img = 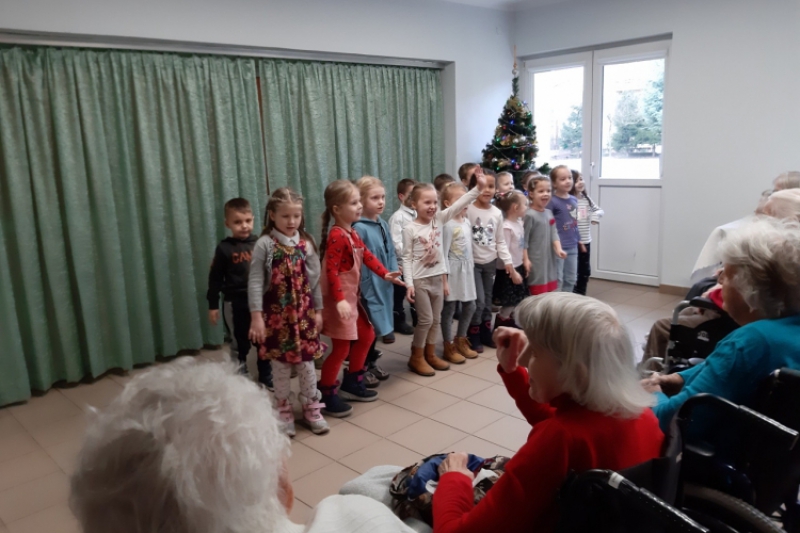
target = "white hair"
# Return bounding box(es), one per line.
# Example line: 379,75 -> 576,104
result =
765,189 -> 800,222
516,292 -> 654,419
70,357 -> 290,533
719,216 -> 800,319
773,170 -> 800,191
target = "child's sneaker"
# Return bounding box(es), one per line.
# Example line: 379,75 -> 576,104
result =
300,392 -> 330,435
364,371 -> 380,389
276,399 -> 295,437
368,361 -> 390,380
320,383 -> 353,418
339,369 -> 378,402
468,325 -> 484,354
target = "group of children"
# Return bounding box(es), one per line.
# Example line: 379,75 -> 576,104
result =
206,163 -> 602,437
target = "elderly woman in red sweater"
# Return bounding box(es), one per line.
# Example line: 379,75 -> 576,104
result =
433,292 -> 664,533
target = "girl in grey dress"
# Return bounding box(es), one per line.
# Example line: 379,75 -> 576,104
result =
523,177 -> 567,295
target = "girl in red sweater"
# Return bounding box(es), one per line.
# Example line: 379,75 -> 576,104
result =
318,180 -> 402,418
433,292 -> 664,533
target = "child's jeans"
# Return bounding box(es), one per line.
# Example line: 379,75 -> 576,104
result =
574,243 -> 591,295
412,277 -> 443,348
557,247 -> 579,293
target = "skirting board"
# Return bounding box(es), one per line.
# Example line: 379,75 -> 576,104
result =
658,284 -> 689,296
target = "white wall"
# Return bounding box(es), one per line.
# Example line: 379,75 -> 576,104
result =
0,0 -> 515,175
513,0 -> 800,287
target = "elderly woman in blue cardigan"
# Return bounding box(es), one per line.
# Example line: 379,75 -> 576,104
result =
643,217 -> 800,430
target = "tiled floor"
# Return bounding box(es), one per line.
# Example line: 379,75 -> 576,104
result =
0,280 -> 683,530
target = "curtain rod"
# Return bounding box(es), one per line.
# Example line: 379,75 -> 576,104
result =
519,33 -> 673,61
0,28 -> 449,69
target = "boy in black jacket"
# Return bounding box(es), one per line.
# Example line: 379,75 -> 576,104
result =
207,198 -> 272,387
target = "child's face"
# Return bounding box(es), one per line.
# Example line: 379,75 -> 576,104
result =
531,181 -> 552,211
413,189 -> 439,223
225,210 -> 254,240
269,203 -> 303,237
477,175 -> 496,206
362,186 -> 386,219
518,343 -> 564,404
553,169 -> 573,195
497,174 -> 514,194
334,188 -> 363,225
573,174 -> 585,194
443,188 -> 467,217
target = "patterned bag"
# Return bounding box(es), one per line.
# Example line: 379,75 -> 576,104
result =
390,453 -> 511,525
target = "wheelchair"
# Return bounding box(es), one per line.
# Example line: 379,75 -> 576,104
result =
558,369 -> 800,532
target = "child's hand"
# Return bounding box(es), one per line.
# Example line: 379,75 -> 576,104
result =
591,221 -> 599,225
249,313 -> 267,344
511,270 -> 523,285
406,286 -> 415,303
336,300 -> 352,320
475,171 -> 487,192
579,243 -> 587,253
494,327 -> 527,374
443,280 -> 450,297
557,250 -> 567,259
314,310 -> 323,332
208,310 -> 219,326
523,258 -> 532,278
385,271 -> 404,286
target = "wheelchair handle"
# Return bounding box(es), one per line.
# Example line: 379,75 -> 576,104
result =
677,394 -> 799,450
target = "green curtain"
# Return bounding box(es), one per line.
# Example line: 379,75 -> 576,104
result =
0,47 -> 266,406
259,60 -> 444,238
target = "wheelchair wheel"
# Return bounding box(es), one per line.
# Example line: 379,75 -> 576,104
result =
682,484 -> 784,533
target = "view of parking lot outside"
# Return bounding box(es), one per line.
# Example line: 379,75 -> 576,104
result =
533,58 -> 664,180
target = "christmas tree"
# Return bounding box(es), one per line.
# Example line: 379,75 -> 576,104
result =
481,62 -> 548,184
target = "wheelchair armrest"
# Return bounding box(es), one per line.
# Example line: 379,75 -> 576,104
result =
688,297 -> 721,313
580,470 -> 709,532
677,394 -> 799,451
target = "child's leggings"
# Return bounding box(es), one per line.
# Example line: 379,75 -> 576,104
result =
273,360 -> 317,402
441,300 -> 477,343
470,261 -> 496,326
320,309 -> 374,388
412,277 -> 444,348
574,243 -> 591,295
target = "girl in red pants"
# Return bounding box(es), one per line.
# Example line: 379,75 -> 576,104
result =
319,180 -> 402,417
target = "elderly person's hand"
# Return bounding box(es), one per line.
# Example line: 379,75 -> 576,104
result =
493,327 -> 527,373
438,452 -> 473,480
641,373 -> 684,396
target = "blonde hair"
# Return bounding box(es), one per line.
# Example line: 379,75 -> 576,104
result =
495,190 -> 526,216
527,176 -> 551,195
440,181 -> 467,209
320,180 -> 358,257
496,171 -> 513,186
356,175 -> 384,198
263,187 -> 317,252
516,293 -> 654,418
549,165 -> 571,182
765,189 -> 800,222
408,182 -> 436,207
773,171 -> 800,191
720,216 -> 800,318
70,358 -> 290,533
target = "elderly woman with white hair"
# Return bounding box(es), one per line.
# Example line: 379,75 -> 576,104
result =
69,357 -> 415,533
645,217 -> 800,430
430,293 -> 663,533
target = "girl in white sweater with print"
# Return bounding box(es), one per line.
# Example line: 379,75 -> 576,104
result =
464,169 -> 518,352
402,175 -> 486,376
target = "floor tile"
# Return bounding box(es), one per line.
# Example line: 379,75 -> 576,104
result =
430,401 -> 506,434
289,499 -> 314,524
626,291 -> 685,309
0,433 -> 41,464
292,462 -> 359,507
0,523 -> 7,533
44,438 -> 83,476
596,289 -> 641,305
288,442 -> 333,481
344,398 -> 387,418
392,367 -> 452,386
57,378 -> 123,412
611,304 -> 652,323
301,422 -> 381,460
27,415 -> 87,449
442,435 -> 516,459
0,450 -> 60,492
8,391 -> 83,432
368,375 -> 421,403
467,385 -> 520,418
473,416 -> 532,452
428,373 -> 493,399
457,359 -> 502,383
339,439 -> 422,474
388,418 -> 467,456
0,471 -> 70,524
0,412 -> 25,439
348,404 -> 423,437
5,503 -> 79,533
389,387 -> 460,417
293,415 -> 344,441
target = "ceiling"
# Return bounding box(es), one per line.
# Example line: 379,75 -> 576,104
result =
428,0 -> 571,11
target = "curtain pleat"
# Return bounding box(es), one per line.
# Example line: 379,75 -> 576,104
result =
259,60 -> 444,238
0,47 -> 266,406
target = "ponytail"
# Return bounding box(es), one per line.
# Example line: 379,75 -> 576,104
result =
320,209 -> 332,257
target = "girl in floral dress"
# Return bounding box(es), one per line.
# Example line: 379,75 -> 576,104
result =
248,188 -> 328,437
